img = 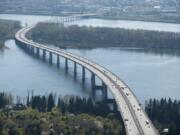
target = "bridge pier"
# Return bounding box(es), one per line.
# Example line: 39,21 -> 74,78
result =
23,44 -> 29,52
43,49 -> 46,61
74,62 -> 77,79
31,46 -> 35,55
24,44 -> 29,52
91,72 -> 95,91
49,52 -> 52,64
36,48 -> 40,57
102,82 -> 108,100
91,73 -> 108,101
27,45 -> 31,54
65,58 -> 68,73
82,66 -> 85,83
57,55 -> 60,68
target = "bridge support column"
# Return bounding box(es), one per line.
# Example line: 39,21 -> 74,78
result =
91,73 -> 96,97
36,48 -> 40,57
102,82 -> 108,101
24,44 -> 29,52
62,18 -> 65,23
31,46 -> 35,55
94,83 -> 108,101
82,66 -> 85,83
65,58 -> 68,73
49,52 -> 52,64
91,74 -> 108,100
43,49 -> 46,61
26,45 -> 31,53
28,45 -> 32,54
57,55 -> 60,68
74,62 -> 77,79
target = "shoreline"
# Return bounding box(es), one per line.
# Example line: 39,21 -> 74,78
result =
1,13 -> 180,25
31,40 -> 180,50
94,15 -> 180,24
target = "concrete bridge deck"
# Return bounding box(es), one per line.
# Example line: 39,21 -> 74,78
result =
15,26 -> 159,135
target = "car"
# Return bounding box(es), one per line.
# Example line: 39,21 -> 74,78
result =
162,128 -> 169,133
146,120 -> 149,124
126,92 -> 129,96
124,118 -> 129,122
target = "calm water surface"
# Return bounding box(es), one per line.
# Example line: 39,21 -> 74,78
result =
0,14 -> 180,32
67,48 -> 180,102
70,19 -> 180,32
0,14 -> 180,103
0,40 -> 90,97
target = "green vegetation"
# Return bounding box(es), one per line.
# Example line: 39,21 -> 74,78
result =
145,98 -> 180,135
28,23 -> 180,49
0,92 -> 124,135
1,91 -> 180,135
0,20 -> 21,49
29,94 -> 120,118
0,109 -> 122,135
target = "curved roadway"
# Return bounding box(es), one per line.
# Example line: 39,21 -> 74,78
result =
15,26 -> 159,135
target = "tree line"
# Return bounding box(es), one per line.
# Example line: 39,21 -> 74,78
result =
27,93 -> 119,118
145,98 -> 180,135
28,22 -> 180,49
0,92 -> 124,135
1,91 -> 180,135
0,92 -> 119,118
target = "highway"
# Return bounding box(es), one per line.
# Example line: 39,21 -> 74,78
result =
15,26 -> 159,135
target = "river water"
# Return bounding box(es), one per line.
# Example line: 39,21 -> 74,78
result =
0,14 -> 180,103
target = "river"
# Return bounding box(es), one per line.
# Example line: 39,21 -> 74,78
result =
0,14 -> 180,32
0,14 -> 180,103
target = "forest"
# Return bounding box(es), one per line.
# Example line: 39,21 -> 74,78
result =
0,20 -> 21,49
145,98 -> 180,135
28,23 -> 180,49
1,91 -> 180,135
0,92 -> 124,135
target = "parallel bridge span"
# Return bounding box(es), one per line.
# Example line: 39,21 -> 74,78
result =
15,26 -> 159,135
47,13 -> 98,23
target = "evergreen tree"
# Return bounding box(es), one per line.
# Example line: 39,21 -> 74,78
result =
47,94 -> 55,112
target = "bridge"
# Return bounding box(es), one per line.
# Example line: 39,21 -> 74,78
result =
47,13 -> 98,23
15,25 -> 159,135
